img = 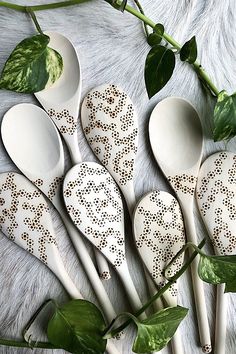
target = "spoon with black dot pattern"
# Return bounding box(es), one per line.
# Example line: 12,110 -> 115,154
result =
149,97 -> 211,353
196,151 -> 236,354
0,172 -> 120,354
1,103 -> 117,325
133,190 -> 186,354
35,32 -> 110,280
81,84 -> 162,311
63,162 -> 146,320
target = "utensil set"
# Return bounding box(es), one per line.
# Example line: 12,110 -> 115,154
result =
0,32 -> 234,354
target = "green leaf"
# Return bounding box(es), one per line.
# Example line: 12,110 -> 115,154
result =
154,23 -> 165,36
180,36 -> 197,64
115,307 -> 188,353
198,254 -> 236,292
145,45 -> 175,98
0,34 -> 63,93
213,90 -> 236,141
104,0 -> 127,11
147,33 -> 162,47
47,299 -> 107,354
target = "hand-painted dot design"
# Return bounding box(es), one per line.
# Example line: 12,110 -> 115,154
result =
134,190 -> 185,301
100,271 -> 111,280
81,84 -> 138,188
47,177 -> 64,201
64,162 -> 126,268
48,108 -> 77,136
168,174 -> 197,195
197,152 -> 236,256
0,172 -> 57,265
202,344 -> 212,353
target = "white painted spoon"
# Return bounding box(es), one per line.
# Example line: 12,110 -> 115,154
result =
63,162 -> 146,320
35,32 -> 109,280
81,84 -> 161,310
196,151 -> 236,354
0,171 -> 82,299
133,190 -> 185,354
149,97 -> 211,353
0,173 -> 119,354
1,103 -> 116,324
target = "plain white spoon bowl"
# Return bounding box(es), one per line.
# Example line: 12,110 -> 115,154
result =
149,97 -> 211,353
1,103 -> 117,324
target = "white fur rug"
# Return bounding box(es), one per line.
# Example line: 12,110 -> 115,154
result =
0,0 -> 236,353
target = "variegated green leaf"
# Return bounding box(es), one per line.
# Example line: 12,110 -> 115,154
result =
213,90 -> 236,141
0,34 -> 63,93
180,36 -> 197,64
132,306 -> 188,353
198,254 -> 236,292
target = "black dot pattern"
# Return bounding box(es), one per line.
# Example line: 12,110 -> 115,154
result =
202,344 -> 212,353
197,152 -> 236,256
0,172 -> 57,265
134,190 -> 185,300
48,108 -> 77,136
168,174 -> 197,195
64,162 -> 126,268
81,84 -> 138,188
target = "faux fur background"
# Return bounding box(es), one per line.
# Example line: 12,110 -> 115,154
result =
0,0 -> 236,353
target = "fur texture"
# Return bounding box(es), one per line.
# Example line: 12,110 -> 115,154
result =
0,0 -> 236,353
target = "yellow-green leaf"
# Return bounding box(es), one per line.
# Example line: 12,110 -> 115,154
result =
0,34 -> 63,93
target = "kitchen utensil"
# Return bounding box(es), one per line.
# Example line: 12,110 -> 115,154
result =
0,171 -> 82,299
149,97 -> 211,353
35,31 -> 110,279
63,162 -> 145,319
0,173 -> 119,354
196,151 -> 236,354
1,104 -> 116,323
133,190 -> 185,354
81,84 -> 161,310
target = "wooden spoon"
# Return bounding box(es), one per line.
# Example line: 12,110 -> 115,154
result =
0,171 -> 82,299
35,32 -> 109,280
63,162 -> 146,319
133,190 -> 186,354
81,84 -> 161,310
0,173 -> 119,354
149,97 -> 211,353
1,103 -> 116,323
196,151 -> 236,354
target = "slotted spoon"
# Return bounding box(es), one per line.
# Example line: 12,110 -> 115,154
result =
133,190 -> 186,354
197,151 -> 236,354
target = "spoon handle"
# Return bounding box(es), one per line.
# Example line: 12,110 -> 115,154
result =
116,262 -> 146,320
181,201 -> 212,353
215,284 -> 227,354
56,203 -> 117,322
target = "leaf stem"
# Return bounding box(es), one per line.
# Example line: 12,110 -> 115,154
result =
26,8 -> 43,35
104,239 -> 206,339
0,0 -> 91,12
133,0 -> 149,37
0,338 -> 57,349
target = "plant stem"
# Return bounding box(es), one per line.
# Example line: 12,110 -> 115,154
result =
104,239 -> 206,339
0,0 -> 91,12
26,8 -> 43,34
0,338 -> 57,349
133,0 -> 149,37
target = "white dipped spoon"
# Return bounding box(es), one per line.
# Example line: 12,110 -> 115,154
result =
0,171 -> 82,299
81,84 -> 161,311
197,151 -> 236,354
1,103 -> 116,324
63,162 -> 146,319
35,32 -> 109,280
0,172 -> 119,354
133,190 -> 186,354
149,97 -> 211,353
